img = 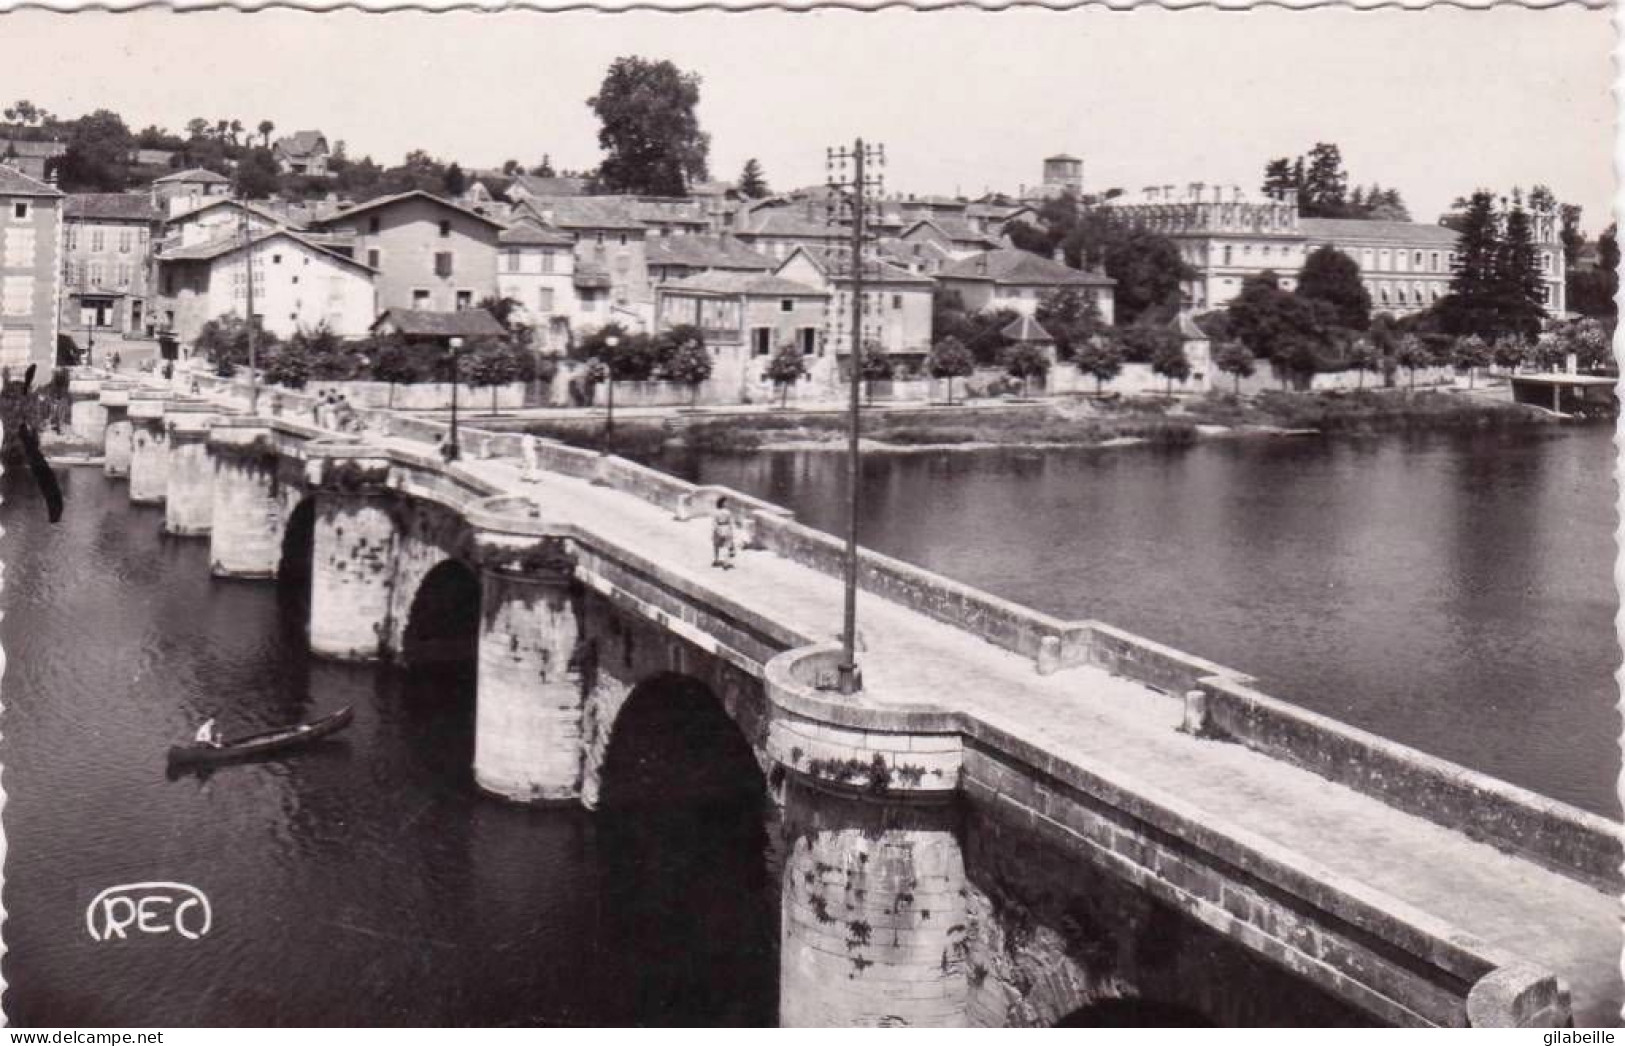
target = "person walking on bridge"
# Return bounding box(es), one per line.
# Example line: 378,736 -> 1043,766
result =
711,496 -> 737,569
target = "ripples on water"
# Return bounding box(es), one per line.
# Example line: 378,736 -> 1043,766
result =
1,468 -> 775,1026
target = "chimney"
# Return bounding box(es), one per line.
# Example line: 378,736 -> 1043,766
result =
1163,184 -> 1175,200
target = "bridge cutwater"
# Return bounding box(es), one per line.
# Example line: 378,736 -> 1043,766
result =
65,370 -> 1623,1028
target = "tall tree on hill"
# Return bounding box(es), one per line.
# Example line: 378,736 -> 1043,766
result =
58,109 -> 133,193
1494,205 -> 1548,341
234,148 -> 281,200
1300,143 -> 1348,218
1437,191 -> 1502,339
738,157 -> 769,199
1295,246 -> 1371,331
444,162 -> 467,197
1261,157 -> 1297,199
258,120 -> 275,148
588,56 -> 711,196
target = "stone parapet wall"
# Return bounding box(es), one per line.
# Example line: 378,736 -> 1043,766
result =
1195,675 -> 1625,891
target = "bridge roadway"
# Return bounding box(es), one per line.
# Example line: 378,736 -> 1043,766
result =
359,428 -> 1619,1027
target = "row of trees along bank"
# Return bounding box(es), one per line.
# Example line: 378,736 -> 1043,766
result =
195,300 -> 543,414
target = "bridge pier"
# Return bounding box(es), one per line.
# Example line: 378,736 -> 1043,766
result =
208,425 -> 283,578
779,777 -> 969,1028
164,414 -> 217,536
100,386 -> 132,478
127,415 -> 170,504
474,561 -> 585,803
309,490 -> 397,660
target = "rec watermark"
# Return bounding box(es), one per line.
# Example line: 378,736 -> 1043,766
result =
85,883 -> 212,943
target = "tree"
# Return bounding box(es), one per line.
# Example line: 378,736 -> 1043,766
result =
1034,287 -> 1104,359
234,148 -> 280,200
465,337 -> 532,415
257,120 -> 275,148
858,343 -> 894,404
1345,339 -> 1379,389
229,119 -> 244,146
1073,335 -> 1124,396
444,162 -> 467,197
738,158 -> 769,199
1493,205 -> 1547,341
925,336 -> 975,405
1261,157 -> 1298,199
370,335 -> 429,408
1394,334 -> 1430,390
1001,343 -> 1050,399
1213,341 -> 1255,394
656,326 -> 712,407
1151,342 -> 1191,396
185,117 -> 211,142
58,109 -> 134,192
195,314 -> 278,378
1450,334 -> 1491,388
1300,143 -> 1349,218
1559,204 -> 1585,268
1100,229 -> 1194,325
1491,334 -> 1527,374
765,345 -> 809,407
476,295 -> 532,348
588,56 -> 711,196
1437,191 -> 1503,340
4,100 -> 43,126
532,154 -> 556,177
1226,271 -> 1328,383
1568,223 -> 1618,318
1295,246 -> 1371,331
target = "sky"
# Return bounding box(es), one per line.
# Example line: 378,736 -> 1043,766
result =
0,6 -> 1615,233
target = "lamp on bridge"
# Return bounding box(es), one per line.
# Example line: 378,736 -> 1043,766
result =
445,336 -> 464,463
602,333 -> 620,442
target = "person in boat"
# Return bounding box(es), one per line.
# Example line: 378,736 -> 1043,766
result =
194,717 -> 223,748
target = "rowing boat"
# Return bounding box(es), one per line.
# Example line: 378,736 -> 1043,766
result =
167,706 -> 354,766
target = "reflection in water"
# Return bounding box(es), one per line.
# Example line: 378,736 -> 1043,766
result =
1,468 -> 776,1027
659,427 -> 1620,816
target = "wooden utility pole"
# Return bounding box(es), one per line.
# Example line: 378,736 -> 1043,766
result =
826,139 -> 885,695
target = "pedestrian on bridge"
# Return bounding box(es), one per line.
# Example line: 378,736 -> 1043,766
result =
711,496 -> 737,569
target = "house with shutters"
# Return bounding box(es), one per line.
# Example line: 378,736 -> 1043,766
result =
775,245 -> 936,368
0,165 -> 63,369
61,192 -> 163,348
937,247 -> 1117,324
272,131 -> 333,178
654,270 -> 832,403
151,168 -> 233,217
496,219 -> 578,352
511,195 -> 654,331
308,190 -> 502,316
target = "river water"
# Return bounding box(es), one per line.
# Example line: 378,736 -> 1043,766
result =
1,426 -> 1616,1025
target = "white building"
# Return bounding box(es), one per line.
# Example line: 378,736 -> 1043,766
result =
497,222 -> 579,352
156,228 -> 377,344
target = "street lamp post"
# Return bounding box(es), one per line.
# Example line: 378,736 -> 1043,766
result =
826,138 -> 885,696
446,336 -> 464,462
240,210 -> 259,414
603,333 -> 621,442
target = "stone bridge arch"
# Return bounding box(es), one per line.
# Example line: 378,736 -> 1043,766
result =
384,495 -> 482,658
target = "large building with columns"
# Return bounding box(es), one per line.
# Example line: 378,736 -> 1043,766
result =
1101,183 -> 1567,317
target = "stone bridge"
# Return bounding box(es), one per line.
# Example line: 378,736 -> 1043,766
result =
67,371 -> 1623,1028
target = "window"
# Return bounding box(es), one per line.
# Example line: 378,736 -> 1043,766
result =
502,248 -> 521,273
91,227 -> 105,252
12,202 -> 28,221
540,249 -> 555,274
367,248 -> 381,269
618,233 -> 628,246
368,216 -> 381,234
538,288 -> 555,312
582,290 -> 598,313
1222,245 -> 1232,266
799,327 -> 817,356
455,290 -> 473,311
119,228 -> 132,254
752,328 -> 771,356
272,253 -> 283,265
2,275 -> 32,315
780,298 -> 794,313
439,220 -> 452,238
118,264 -> 131,287
892,294 -> 903,310
434,252 -> 454,278
66,225 -> 78,251
412,289 -> 431,306
1414,252 -> 1423,267
595,232 -> 605,245
1430,252 -> 1440,272
88,262 -> 102,287
1362,249 -> 1373,268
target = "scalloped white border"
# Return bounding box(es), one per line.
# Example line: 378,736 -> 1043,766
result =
0,0 -> 1618,1029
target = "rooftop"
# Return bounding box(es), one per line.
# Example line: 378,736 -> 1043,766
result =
1002,314 -> 1055,343
312,189 -> 506,230
939,247 -> 1115,286
154,167 -> 231,185
372,308 -> 505,338
65,193 -> 163,222
499,222 -> 575,248
0,164 -> 62,198
661,270 -> 827,298
647,235 -> 776,272
1299,217 -> 1459,249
